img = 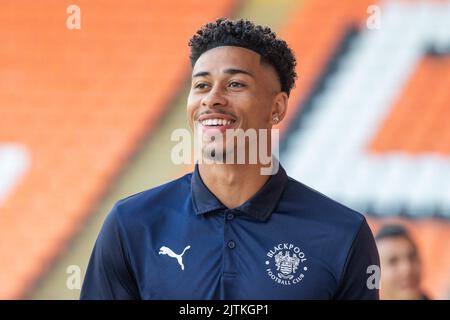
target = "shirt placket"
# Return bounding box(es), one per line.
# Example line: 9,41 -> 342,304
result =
220,208 -> 239,299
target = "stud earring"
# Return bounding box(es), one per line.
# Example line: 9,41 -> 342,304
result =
272,114 -> 279,124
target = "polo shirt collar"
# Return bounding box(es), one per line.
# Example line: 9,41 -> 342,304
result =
191,161 -> 288,221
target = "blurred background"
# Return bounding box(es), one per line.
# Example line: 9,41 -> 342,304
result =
0,0 -> 449,299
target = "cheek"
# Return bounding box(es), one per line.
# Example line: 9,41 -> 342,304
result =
390,264 -> 410,283
186,94 -> 199,125
412,260 -> 422,276
239,97 -> 271,126
249,106 -> 271,127
381,258 -> 400,281
381,266 -> 396,282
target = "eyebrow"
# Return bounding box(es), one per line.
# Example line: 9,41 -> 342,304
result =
192,68 -> 254,78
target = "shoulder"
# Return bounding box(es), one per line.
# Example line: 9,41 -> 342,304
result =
281,174 -> 378,260
283,176 -> 365,226
112,172 -> 192,224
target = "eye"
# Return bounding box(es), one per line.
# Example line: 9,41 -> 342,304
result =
229,81 -> 245,88
194,83 -> 209,89
388,256 -> 399,266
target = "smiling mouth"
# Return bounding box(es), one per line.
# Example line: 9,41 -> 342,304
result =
200,118 -> 236,127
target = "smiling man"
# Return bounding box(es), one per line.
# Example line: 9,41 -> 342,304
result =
81,18 -> 380,300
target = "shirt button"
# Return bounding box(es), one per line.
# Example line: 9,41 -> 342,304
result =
227,240 -> 236,249
226,213 -> 235,220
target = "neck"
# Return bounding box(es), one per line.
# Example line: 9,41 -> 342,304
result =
198,162 -> 271,209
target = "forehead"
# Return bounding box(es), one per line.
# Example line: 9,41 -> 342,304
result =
377,237 -> 416,256
192,46 -> 262,74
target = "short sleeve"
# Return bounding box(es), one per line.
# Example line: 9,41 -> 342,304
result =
334,218 -> 380,300
80,205 -> 140,300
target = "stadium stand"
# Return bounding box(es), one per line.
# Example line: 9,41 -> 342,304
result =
279,0 -> 450,299
0,0 -> 236,299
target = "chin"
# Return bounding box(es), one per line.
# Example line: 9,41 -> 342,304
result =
398,288 -> 423,300
200,144 -> 228,162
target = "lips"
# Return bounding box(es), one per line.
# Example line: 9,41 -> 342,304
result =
196,113 -> 237,133
200,118 -> 234,126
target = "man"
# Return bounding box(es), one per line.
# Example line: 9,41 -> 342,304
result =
81,18 -> 380,299
375,224 -> 429,300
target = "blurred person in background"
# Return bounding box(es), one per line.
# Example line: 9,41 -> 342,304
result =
375,224 -> 430,300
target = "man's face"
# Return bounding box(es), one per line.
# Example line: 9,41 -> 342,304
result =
377,236 -> 423,299
187,46 -> 284,162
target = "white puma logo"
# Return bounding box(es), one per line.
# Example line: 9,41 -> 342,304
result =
158,245 -> 191,270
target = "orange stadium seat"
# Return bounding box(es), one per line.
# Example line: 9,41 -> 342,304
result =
369,56 -> 450,155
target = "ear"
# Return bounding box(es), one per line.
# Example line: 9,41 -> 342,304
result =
271,92 -> 289,125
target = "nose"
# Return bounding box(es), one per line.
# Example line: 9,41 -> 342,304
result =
398,260 -> 415,280
201,86 -> 227,109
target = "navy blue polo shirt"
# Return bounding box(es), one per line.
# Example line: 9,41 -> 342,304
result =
80,164 -> 380,300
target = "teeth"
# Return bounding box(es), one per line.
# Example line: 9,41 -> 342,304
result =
200,118 -> 234,126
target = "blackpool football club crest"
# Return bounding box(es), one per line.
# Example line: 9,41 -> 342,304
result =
265,243 -> 308,286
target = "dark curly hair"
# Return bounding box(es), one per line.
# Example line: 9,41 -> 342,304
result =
188,18 -> 297,96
